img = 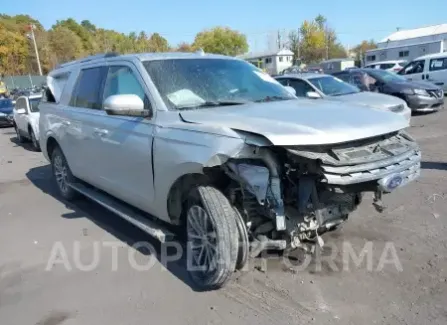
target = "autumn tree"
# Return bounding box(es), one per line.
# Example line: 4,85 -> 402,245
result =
352,40 -> 377,62
48,26 -> 84,65
175,42 -> 194,52
193,27 -> 248,56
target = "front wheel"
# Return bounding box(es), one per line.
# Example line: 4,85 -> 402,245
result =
186,186 -> 239,290
29,128 -> 41,152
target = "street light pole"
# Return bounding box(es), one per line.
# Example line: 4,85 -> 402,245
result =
29,24 -> 43,76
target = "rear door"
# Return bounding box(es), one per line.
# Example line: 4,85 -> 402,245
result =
399,59 -> 425,81
427,56 -> 447,91
64,66 -> 108,186
92,62 -> 155,211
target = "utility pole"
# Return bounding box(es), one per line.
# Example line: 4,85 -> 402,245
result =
277,30 -> 282,50
28,24 -> 43,76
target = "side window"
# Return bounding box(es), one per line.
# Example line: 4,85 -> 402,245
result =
334,73 -> 350,83
352,73 -> 368,91
380,63 -> 394,70
429,58 -> 447,71
70,67 -> 107,109
276,78 -> 289,86
15,98 -> 26,110
103,66 -> 146,102
400,60 -> 425,75
288,79 -> 314,97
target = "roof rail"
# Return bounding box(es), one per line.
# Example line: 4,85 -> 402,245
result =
55,52 -> 119,69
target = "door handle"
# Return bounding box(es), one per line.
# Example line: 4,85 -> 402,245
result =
94,128 -> 109,136
426,74 -> 430,80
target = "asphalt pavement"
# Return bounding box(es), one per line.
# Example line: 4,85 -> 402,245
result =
0,108 -> 446,325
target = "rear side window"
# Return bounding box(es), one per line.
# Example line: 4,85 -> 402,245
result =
380,63 -> 394,70
429,58 -> 447,71
276,78 -> 289,86
70,67 -> 107,109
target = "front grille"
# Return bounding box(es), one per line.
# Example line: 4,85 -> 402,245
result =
427,89 -> 443,98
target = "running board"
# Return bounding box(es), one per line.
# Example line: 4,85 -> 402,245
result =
69,183 -> 175,243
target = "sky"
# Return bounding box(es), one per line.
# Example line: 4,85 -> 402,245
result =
2,0 -> 447,52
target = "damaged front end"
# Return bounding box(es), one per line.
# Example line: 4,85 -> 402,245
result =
221,131 -> 421,251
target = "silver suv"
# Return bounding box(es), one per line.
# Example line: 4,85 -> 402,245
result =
39,52 -> 421,290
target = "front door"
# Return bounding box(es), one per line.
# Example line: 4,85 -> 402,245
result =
399,59 -> 425,81
92,63 -> 155,212
14,97 -> 28,133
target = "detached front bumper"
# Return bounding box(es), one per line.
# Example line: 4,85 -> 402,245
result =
405,93 -> 444,112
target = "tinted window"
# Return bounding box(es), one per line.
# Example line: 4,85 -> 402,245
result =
71,67 -> 107,109
367,69 -> 407,83
103,66 -> 146,102
308,76 -> 359,96
288,79 -> 314,97
143,59 -> 294,110
276,78 -> 289,86
333,73 -> 350,83
429,58 -> 447,71
380,63 -> 395,70
399,60 -> 425,75
29,97 -> 41,112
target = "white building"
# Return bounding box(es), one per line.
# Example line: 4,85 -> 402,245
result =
365,24 -> 447,65
238,49 -> 294,75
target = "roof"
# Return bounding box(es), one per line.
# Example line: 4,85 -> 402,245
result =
365,60 -> 407,65
321,58 -> 354,63
238,49 -> 294,60
51,52 -> 238,74
414,52 -> 447,60
379,24 -> 447,43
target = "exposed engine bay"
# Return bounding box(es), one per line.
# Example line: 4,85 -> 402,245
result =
221,131 -> 421,251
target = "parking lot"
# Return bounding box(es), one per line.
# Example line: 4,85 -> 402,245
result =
1,107 -> 446,325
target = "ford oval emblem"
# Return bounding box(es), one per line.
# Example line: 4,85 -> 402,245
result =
386,175 -> 403,191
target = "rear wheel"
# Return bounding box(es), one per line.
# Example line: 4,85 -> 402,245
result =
51,146 -> 79,201
186,186 -> 239,290
15,125 -> 24,143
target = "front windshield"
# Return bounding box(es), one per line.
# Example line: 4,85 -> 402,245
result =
143,58 -> 294,110
29,97 -> 41,112
0,99 -> 13,109
367,69 -> 407,82
308,76 -> 359,96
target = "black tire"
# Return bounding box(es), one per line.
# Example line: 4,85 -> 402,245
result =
15,125 -> 25,143
29,128 -> 41,152
233,208 -> 249,271
186,186 -> 239,290
51,146 -> 79,201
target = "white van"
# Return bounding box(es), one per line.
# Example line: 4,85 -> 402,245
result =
398,53 -> 447,92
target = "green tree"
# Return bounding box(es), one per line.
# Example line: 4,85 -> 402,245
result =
193,27 -> 248,56
48,26 -> 84,65
148,33 -> 169,52
175,42 -> 194,52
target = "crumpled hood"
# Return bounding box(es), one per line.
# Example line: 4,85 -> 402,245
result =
179,99 -> 409,145
332,92 -> 406,110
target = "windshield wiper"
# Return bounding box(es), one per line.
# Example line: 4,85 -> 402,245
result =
254,96 -> 292,103
176,100 -> 248,110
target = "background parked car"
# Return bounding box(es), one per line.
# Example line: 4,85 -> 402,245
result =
13,94 -> 42,151
333,68 -> 444,112
398,52 -> 447,92
365,60 -> 407,72
0,98 -> 14,126
276,73 -> 411,121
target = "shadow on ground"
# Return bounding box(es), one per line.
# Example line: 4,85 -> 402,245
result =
9,136 -> 36,152
421,161 -> 447,171
25,165 -> 203,292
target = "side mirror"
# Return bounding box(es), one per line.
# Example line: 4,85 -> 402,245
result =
15,108 -> 26,114
284,86 -> 296,96
306,91 -> 321,99
104,94 -> 150,117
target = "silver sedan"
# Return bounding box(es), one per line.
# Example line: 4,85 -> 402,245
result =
276,73 -> 412,121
